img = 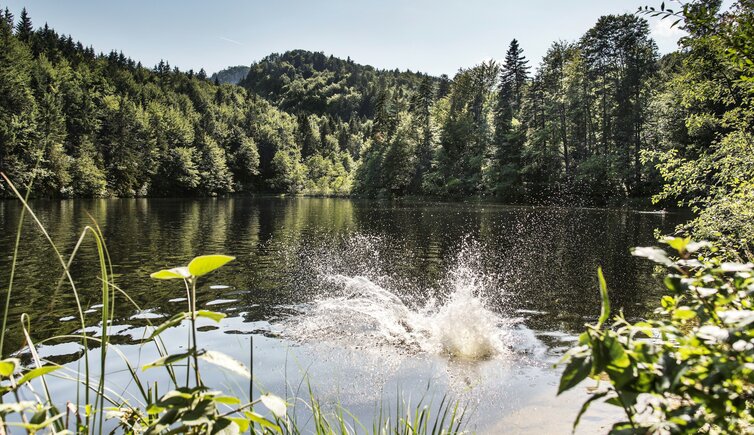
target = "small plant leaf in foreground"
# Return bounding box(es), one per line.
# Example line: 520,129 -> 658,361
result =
188,255 -> 236,278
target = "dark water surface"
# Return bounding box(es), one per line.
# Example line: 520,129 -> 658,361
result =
0,197 -> 685,433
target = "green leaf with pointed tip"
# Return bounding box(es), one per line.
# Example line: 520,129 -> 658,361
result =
17,366 -> 61,386
558,355 -> 591,394
244,411 -> 282,432
597,267 -> 611,329
142,350 -> 195,371
0,358 -> 19,378
196,310 -> 226,322
227,417 -> 250,433
673,307 -> 696,320
151,267 -> 191,280
213,396 -> 241,405
662,237 -> 690,254
188,255 -> 235,277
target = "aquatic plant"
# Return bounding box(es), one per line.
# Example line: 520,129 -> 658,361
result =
559,237 -> 754,433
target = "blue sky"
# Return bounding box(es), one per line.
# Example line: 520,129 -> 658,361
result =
4,1 -> 692,76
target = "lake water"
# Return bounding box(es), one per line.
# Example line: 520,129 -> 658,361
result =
0,197 -> 685,433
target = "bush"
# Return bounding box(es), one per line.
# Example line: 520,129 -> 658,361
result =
559,237 -> 754,434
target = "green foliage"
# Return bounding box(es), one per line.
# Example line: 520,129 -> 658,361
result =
640,1 -> 754,252
560,238 -> 754,433
0,7 -> 710,205
241,50 -> 433,121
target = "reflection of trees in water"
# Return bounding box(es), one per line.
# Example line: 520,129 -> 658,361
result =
0,198 -> 682,357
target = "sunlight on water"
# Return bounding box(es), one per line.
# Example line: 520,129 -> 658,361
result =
284,235 -> 539,361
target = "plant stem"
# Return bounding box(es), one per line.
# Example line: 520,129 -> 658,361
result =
190,279 -> 202,387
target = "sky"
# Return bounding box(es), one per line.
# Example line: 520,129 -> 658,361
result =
4,0 -> 693,77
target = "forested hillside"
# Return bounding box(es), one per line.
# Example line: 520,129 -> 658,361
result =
240,18 -> 661,203
1,2 -> 750,223
0,7 -> 320,197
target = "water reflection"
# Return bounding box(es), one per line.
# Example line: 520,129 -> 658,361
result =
0,198 -> 682,358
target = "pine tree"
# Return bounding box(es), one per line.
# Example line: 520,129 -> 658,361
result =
15,7 -> 32,42
3,7 -> 13,29
501,39 -> 530,113
437,74 -> 451,99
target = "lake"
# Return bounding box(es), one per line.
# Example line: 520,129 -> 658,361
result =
0,197 -> 686,433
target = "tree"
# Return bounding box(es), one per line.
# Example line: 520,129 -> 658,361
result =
580,14 -> 658,193
70,137 -> 106,196
382,111 -> 419,194
0,10 -> 36,194
642,0 -> 754,252
152,147 -> 201,195
196,133 -> 233,194
226,129 -> 260,190
501,39 -> 531,113
31,55 -> 70,195
15,7 -> 32,42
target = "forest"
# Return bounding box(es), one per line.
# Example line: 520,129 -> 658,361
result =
0,1 -> 752,248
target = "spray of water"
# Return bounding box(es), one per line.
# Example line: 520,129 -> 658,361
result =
283,235 -> 523,360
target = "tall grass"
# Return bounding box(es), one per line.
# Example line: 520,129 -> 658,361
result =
0,173 -> 467,434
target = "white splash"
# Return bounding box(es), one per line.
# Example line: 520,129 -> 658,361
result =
284,240 -> 515,360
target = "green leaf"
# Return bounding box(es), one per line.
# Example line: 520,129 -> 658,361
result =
150,267 -> 191,280
226,417 -> 250,433
558,355 -> 591,395
662,237 -> 690,254
673,307 -> 696,320
149,312 -> 189,339
245,411 -> 282,432
17,366 -> 61,386
196,310 -> 226,322
602,335 -> 633,388
143,350 -> 194,371
573,391 -> 608,431
597,267 -> 611,329
0,358 -> 19,378
188,255 -> 235,278
212,396 -> 241,405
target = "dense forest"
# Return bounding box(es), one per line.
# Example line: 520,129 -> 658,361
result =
0,2 -> 752,247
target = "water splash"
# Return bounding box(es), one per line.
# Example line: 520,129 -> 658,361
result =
283,236 -> 526,360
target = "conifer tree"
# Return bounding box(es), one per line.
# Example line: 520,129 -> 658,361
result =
501,39 -> 530,113
15,7 -> 32,42
3,7 -> 13,29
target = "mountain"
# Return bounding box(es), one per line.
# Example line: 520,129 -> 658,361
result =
210,65 -> 250,85
239,49 -> 440,121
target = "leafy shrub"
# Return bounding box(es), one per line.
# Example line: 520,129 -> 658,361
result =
559,237 -> 754,433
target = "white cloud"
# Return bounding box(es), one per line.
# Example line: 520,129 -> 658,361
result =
650,17 -> 687,51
